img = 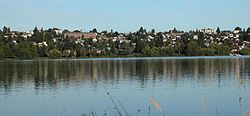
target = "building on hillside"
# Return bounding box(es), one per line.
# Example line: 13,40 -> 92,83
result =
201,28 -> 215,34
54,29 -> 63,35
64,32 -> 97,39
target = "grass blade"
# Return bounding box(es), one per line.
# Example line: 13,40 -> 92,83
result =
201,96 -> 206,116
118,99 -> 129,116
148,106 -> 151,116
148,96 -> 165,116
107,92 -> 122,116
243,112 -> 250,116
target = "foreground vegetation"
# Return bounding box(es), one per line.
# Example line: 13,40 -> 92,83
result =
0,26 -> 250,60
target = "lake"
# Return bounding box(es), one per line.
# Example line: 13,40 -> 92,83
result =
0,56 -> 250,116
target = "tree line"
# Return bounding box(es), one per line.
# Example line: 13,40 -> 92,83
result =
0,26 -> 250,60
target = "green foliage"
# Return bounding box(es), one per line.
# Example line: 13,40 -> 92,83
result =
186,41 -> 200,56
134,38 -> 145,53
19,48 -> 32,59
62,50 -> 71,57
32,27 -> 45,43
30,44 -> 39,58
3,45 -> 15,58
210,44 -> 231,55
38,46 -> 48,57
155,33 -> 164,47
0,44 -> 4,59
216,27 -> 221,34
91,28 -> 97,33
142,46 -> 151,56
77,49 -> 87,57
1,26 -> 248,60
239,48 -> 250,55
142,46 -> 160,57
201,48 -> 215,56
119,42 -> 133,55
160,47 -> 175,56
197,32 -> 205,47
235,27 -> 242,32
247,27 -> 250,33
48,49 -> 62,58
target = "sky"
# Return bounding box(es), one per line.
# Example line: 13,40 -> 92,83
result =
0,0 -> 250,32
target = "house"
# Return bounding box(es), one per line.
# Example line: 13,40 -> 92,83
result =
64,32 -> 97,39
54,29 -> 63,35
233,30 -> 240,34
21,31 -> 33,38
193,35 -> 198,40
201,28 -> 215,34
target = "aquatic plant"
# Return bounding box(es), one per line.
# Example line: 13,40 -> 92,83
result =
201,96 -> 206,116
148,96 -> 165,116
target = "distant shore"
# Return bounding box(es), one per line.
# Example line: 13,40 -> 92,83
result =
1,55 -> 250,62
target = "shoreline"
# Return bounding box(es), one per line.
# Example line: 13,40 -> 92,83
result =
1,55 -> 250,62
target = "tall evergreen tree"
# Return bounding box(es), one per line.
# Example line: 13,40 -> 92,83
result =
247,27 -> 250,33
216,27 -> 221,34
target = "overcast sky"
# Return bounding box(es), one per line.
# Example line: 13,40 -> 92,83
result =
0,0 -> 250,32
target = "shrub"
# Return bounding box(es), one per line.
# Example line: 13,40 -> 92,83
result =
48,49 -> 62,58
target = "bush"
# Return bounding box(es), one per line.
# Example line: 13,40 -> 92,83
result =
239,48 -> 250,55
201,48 -> 215,56
160,47 -> 175,56
48,49 -> 62,58
0,45 -> 4,59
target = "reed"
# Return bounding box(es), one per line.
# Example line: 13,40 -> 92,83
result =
239,97 -> 243,111
103,110 -> 107,116
118,99 -> 130,116
243,112 -> 250,116
90,108 -> 97,116
216,108 -> 220,116
236,75 -> 246,89
147,106 -> 151,116
60,110 -> 66,116
136,109 -> 141,116
201,96 -> 206,116
107,92 -> 122,116
148,96 -> 165,116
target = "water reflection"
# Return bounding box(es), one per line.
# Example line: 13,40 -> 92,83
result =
0,58 -> 250,94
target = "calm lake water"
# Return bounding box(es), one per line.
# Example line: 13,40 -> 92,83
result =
0,57 -> 250,116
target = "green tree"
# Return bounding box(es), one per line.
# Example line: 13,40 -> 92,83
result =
239,48 -> 250,55
216,27 -> 221,34
30,44 -> 39,58
186,41 -> 200,56
247,27 -> 250,33
173,28 -> 178,33
91,28 -> 97,33
197,32 -> 205,47
0,44 -> 4,59
48,49 -> 62,58
134,37 -> 145,53
235,27 -> 242,32
138,27 -> 144,34
3,26 -> 10,34
150,47 -> 160,56
151,29 -> 155,34
142,46 -> 160,57
119,42 -> 133,55
19,47 -> 32,59
38,46 -> 48,57
201,48 -> 215,56
155,33 -> 163,47
210,44 -> 231,55
4,45 -> 15,58
160,47 -> 175,56
142,46 -> 151,56
62,50 -> 71,57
